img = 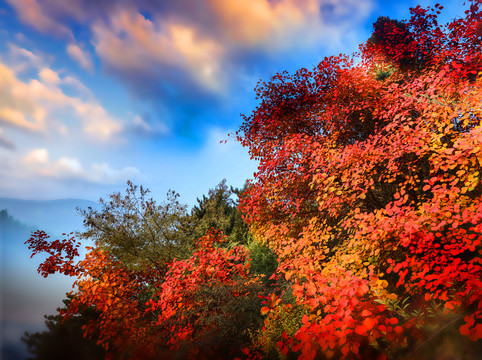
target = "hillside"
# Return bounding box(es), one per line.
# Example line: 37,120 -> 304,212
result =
0,199 -> 97,360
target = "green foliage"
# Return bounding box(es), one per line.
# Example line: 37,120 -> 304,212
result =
24,2 -> 482,358
247,239 -> 278,283
191,180 -> 279,283
78,181 -> 193,275
254,294 -> 308,360
190,179 -> 250,245
21,295 -> 105,360
25,181 -> 264,360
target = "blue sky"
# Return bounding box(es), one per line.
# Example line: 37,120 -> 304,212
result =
0,0 -> 468,207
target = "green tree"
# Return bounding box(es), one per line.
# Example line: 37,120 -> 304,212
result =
78,181 -> 194,277
191,180 -> 278,281
21,295 -> 105,360
190,179 -> 249,245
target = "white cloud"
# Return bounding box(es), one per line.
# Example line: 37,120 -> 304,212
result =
23,148 -> 49,164
3,43 -> 45,73
133,115 -> 151,132
14,33 -> 27,42
66,43 -> 94,72
22,148 -> 140,184
0,58 -> 122,142
39,68 -> 60,84
74,101 -> 121,140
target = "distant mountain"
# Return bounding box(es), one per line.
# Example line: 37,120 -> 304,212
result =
0,198 -> 98,360
0,198 -> 98,236
0,209 -> 35,243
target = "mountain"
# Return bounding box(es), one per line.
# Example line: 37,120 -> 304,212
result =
0,198 -> 98,236
0,198 -> 98,360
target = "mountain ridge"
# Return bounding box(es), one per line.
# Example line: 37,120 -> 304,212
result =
0,197 -> 99,236
0,198 -> 99,360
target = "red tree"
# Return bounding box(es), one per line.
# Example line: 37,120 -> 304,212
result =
237,1 -> 481,358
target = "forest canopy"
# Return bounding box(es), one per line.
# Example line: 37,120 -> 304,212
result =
25,1 -> 481,359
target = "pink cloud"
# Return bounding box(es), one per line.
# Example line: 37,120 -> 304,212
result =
0,60 -> 122,141
92,10 -> 226,93
66,43 -> 94,72
7,0 -> 72,38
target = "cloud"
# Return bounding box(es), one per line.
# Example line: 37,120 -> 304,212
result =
0,58 -> 122,142
2,43 -> 45,73
66,43 -> 94,72
92,10 -> 225,93
6,0 -> 72,39
125,114 -> 169,138
23,148 -> 49,164
207,0 -> 316,48
0,64 -> 46,132
22,148 -> 140,184
38,68 -> 60,84
6,0 -> 374,103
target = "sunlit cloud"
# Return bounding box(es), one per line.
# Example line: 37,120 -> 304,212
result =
66,42 -> 94,72
92,10 -> 225,93
6,0 -> 373,101
6,0 -> 72,39
0,58 -> 122,143
38,67 -> 60,84
3,43 -> 45,73
23,148 -> 140,184
207,0 -> 314,48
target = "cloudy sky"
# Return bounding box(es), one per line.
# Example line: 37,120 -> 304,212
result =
0,0 -> 467,206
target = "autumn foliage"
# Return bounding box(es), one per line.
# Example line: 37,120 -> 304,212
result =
26,2 -> 481,359
27,227 -> 264,359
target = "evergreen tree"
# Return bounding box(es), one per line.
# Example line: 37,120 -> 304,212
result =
21,295 -> 105,360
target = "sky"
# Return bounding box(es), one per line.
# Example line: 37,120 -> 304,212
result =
0,0 -> 469,207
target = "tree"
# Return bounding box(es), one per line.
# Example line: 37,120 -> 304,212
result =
24,2 -> 482,358
190,180 -> 278,282
78,180 -> 193,277
146,229 -> 265,359
25,185 -> 268,359
25,181 -> 199,359
21,295 -> 105,360
0,208 -> 33,242
237,1 -> 481,359
26,227 -> 266,359
190,179 -> 250,245
26,229 -> 163,359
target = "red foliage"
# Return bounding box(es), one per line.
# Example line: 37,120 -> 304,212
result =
238,1 -> 482,358
146,229 -> 261,354
26,228 -> 262,359
26,2 -> 482,358
26,230 -> 81,277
